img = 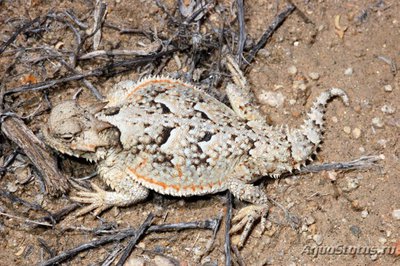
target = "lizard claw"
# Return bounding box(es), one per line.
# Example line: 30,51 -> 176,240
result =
230,204 -> 269,248
70,183 -> 113,216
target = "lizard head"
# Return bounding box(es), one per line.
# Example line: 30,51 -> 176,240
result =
42,100 -> 120,162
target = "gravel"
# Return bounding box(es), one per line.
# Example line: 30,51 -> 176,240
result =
344,67 -> 353,76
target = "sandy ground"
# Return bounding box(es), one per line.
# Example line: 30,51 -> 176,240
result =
0,0 -> 399,265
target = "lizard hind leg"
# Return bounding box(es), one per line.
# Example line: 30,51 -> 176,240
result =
227,177 -> 270,248
225,55 -> 267,124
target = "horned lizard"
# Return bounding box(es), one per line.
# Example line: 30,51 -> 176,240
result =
43,56 -> 349,247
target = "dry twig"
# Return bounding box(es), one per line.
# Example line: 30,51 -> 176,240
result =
116,213 -> 154,266
39,215 -> 219,265
245,4 -> 295,64
1,117 -> 69,195
297,155 -> 383,174
225,192 -> 232,266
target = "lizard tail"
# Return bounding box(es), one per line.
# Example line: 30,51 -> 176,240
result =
287,88 -> 349,169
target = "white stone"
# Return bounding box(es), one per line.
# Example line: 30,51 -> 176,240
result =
372,117 -> 384,128
381,104 -> 396,114
309,72 -> 320,80
352,128 -> 361,139
258,91 -> 285,108
344,67 -> 353,76
343,126 -> 351,134
392,209 -> 400,220
313,234 -> 323,245
383,85 -> 393,92
288,65 -> 298,75
361,210 -> 369,218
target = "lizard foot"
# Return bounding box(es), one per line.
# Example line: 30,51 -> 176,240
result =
70,183 -> 118,216
230,204 -> 269,248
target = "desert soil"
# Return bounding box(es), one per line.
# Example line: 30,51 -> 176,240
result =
0,0 -> 399,265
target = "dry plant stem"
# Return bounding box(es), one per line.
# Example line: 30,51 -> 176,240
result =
0,188 -> 47,212
225,192 -> 233,266
79,46 -> 161,60
38,228 -> 137,266
0,149 -> 19,175
104,22 -> 154,39
3,72 -> 95,96
64,10 -> 89,29
0,117 -> 69,196
147,218 -> 219,233
37,238 -> 56,257
92,1 -> 108,50
0,211 -> 53,227
0,16 -> 41,54
101,245 -> 123,266
235,0 -> 246,65
116,213 -> 154,266
231,245 -> 245,266
246,4 -> 295,64
297,155 -> 382,174
40,216 -> 217,266
3,49 -> 179,98
40,203 -> 80,224
61,217 -> 220,235
57,56 -> 104,100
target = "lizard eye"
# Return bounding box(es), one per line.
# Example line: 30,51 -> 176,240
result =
60,134 -> 74,141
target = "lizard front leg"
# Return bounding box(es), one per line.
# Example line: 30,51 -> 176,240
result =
71,150 -> 149,216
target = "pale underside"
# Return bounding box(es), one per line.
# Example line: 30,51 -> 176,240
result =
97,78 -> 260,196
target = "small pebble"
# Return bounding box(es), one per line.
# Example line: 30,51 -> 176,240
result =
370,254 -> 378,261
353,105 -> 361,113
6,182 -> 18,193
288,65 -> 298,75
381,104 -> 396,114
378,237 -> 387,244
346,177 -> 360,191
289,99 -> 297,105
352,128 -> 361,139
377,139 -> 387,148
331,116 -> 338,123
124,257 -> 146,266
344,67 -> 353,76
15,246 -> 25,256
351,200 -> 363,211
372,117 -> 384,128
361,210 -> 369,218
313,234 -> 323,245
327,171 -> 337,181
305,215 -> 316,225
258,91 -> 285,108
258,49 -> 271,58
383,85 -> 393,92
343,126 -> 351,134
308,72 -> 320,80
392,209 -> 400,220
350,225 -> 362,237
154,255 -> 176,266
300,224 -> 308,233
